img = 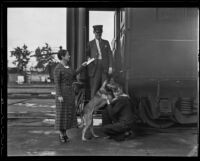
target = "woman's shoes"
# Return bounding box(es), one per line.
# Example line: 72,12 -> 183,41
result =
59,135 -> 70,143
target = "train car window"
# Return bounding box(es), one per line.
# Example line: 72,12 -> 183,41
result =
156,8 -> 186,21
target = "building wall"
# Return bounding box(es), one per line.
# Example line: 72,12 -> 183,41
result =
8,73 -> 50,84
29,74 -> 49,83
8,73 -> 18,83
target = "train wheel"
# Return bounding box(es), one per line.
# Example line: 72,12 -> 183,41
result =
172,97 -> 198,124
139,98 -> 175,128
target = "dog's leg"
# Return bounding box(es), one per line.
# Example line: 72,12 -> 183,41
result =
90,126 -> 99,138
82,127 -> 88,141
82,115 -> 92,141
81,117 -> 87,141
90,116 -> 99,138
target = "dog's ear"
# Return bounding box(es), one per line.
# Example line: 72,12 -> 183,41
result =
102,80 -> 108,88
99,80 -> 107,93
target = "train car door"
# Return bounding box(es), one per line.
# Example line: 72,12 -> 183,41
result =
114,8 -> 129,92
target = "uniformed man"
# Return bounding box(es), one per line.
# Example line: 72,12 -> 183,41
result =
86,25 -> 113,98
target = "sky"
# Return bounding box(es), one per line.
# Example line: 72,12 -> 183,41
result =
7,8 -> 114,68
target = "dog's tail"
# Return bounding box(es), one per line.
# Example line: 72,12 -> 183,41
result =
77,102 -> 85,128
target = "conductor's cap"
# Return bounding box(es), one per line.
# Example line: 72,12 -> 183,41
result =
93,25 -> 103,33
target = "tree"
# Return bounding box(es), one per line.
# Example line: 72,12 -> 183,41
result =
10,44 -> 31,83
33,43 -> 58,83
34,43 -> 53,69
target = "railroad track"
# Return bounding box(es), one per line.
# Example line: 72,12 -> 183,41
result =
8,86 -> 55,99
7,98 -> 33,105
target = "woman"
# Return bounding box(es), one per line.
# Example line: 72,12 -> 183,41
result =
54,49 -> 87,143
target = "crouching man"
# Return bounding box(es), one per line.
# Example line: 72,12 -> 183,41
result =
102,83 -> 137,142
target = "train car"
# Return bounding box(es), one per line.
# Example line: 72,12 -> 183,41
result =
66,8 -> 198,128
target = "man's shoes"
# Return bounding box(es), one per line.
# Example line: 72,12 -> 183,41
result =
112,134 -> 126,142
112,131 -> 136,142
103,136 -> 112,139
124,130 -> 137,140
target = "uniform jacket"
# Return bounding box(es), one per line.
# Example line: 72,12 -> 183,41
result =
106,96 -> 136,124
86,39 -> 113,77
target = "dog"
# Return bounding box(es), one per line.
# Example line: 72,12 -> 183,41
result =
80,80 -> 113,141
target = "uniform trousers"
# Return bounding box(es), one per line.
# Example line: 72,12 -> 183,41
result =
102,109 -> 135,137
90,60 -> 108,98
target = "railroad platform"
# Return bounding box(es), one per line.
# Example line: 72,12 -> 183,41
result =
6,98 -> 198,156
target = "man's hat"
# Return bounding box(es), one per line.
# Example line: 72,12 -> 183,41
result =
93,25 -> 103,33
